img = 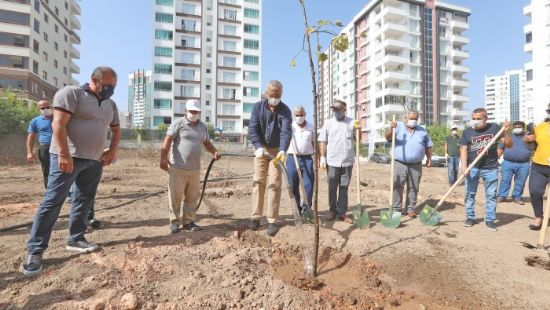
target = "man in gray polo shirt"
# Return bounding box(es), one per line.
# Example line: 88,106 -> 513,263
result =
319,100 -> 359,224
160,99 -> 220,234
23,67 -> 121,277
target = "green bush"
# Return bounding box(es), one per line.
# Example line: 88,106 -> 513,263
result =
0,91 -> 37,136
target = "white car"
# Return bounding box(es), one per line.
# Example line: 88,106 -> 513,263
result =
423,154 -> 447,167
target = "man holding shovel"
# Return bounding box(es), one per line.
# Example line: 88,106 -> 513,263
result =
460,108 -> 511,231
286,105 -> 314,214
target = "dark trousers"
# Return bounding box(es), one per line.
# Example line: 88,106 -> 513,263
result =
38,144 -> 50,189
328,165 -> 353,215
285,154 -> 314,209
529,163 -> 550,219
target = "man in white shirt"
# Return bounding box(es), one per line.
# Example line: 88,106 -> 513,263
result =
286,105 -> 314,213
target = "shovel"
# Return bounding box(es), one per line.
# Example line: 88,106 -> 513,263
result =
290,141 -> 314,224
381,115 -> 401,228
352,125 -> 370,229
419,125 -> 508,226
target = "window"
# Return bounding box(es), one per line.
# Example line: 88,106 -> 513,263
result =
223,25 -> 237,36
64,34 -> 67,42
243,87 -> 259,97
64,18 -> 68,26
181,85 -> 195,97
154,99 -> 172,109
223,40 -> 237,51
55,6 -> 59,15
0,10 -> 30,26
181,69 -> 195,80
244,8 -> 259,18
182,20 -> 196,31
222,88 -> 236,99
243,55 -> 259,65
54,42 -> 58,51
222,72 -> 236,83
222,56 -> 236,67
154,63 -> 172,74
526,32 -> 532,44
526,69 -> 533,81
243,71 -> 259,81
153,116 -> 172,126
33,61 -> 38,74
53,59 -> 58,68
43,32 -> 48,42
181,36 -> 196,47
33,19 -> 40,33
222,104 -> 236,115
155,12 -> 173,23
245,0 -> 259,3
181,52 -> 195,64
53,77 -> 58,86
64,2 -> 68,9
244,39 -> 259,49
224,9 -> 237,21
34,0 -> 40,12
42,51 -> 48,61
0,55 -> 29,69
155,46 -> 172,57
55,24 -> 59,33
221,120 -> 235,132
64,50 -> 67,59
42,71 -> 47,80
154,81 -> 172,92
43,13 -> 48,23
244,24 -> 259,34
63,66 -> 67,74
0,77 -> 27,90
0,32 -> 29,47
155,29 -> 173,40
156,0 -> 173,6
243,103 -> 254,113
182,4 -> 196,15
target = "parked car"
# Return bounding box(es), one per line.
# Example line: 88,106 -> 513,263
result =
423,154 -> 446,167
370,152 -> 391,164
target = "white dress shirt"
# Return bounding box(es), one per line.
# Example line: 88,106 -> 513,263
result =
287,121 -> 315,155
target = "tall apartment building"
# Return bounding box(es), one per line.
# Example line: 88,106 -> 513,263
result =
152,0 -> 261,139
484,70 -> 533,124
318,0 -> 470,143
128,70 -> 153,129
524,0 -> 550,123
0,0 -> 81,101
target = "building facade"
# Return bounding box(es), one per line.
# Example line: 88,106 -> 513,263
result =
484,69 -> 533,124
0,0 -> 81,101
152,0 -> 261,139
524,0 -> 550,123
318,0 -> 470,143
128,70 -> 153,129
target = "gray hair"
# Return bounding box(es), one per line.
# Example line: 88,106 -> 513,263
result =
293,105 -> 305,114
91,66 -> 117,79
406,109 -> 419,117
266,80 -> 283,92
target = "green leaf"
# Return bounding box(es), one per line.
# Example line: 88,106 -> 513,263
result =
306,27 -> 316,34
331,33 -> 349,52
360,31 -> 368,38
317,52 -> 328,63
334,20 -> 343,27
289,59 -> 297,67
317,20 -> 329,26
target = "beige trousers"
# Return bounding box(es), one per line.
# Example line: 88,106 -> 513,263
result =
251,147 -> 282,223
168,167 -> 200,225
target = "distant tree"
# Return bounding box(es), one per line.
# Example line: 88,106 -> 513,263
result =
0,91 -> 37,136
157,123 -> 168,132
427,124 -> 452,155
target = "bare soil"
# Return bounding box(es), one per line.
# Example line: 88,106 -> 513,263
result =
1,147 -> 549,309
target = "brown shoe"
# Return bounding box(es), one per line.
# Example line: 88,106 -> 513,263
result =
338,214 -> 354,224
514,199 -> 525,205
326,211 -> 337,221
407,211 -> 416,219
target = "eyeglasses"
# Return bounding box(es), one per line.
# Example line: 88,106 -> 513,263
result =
39,107 -> 51,110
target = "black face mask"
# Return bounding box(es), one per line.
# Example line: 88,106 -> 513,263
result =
100,84 -> 116,100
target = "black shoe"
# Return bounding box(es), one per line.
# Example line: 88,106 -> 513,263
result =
66,239 -> 99,253
485,221 -> 498,232
267,223 -> 279,237
249,219 -> 260,231
22,253 -> 43,277
464,218 -> 475,227
88,219 -> 103,229
529,223 -> 542,231
182,222 -> 202,232
170,224 -> 180,234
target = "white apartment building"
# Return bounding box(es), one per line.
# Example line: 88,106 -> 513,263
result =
524,0 -> 550,123
152,0 -> 261,139
318,0 -> 470,144
128,70 -> 153,128
0,0 -> 81,101
484,69 -> 533,124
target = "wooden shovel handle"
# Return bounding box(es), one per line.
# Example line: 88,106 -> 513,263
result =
291,140 -> 309,204
356,126 -> 361,205
389,115 -> 396,208
538,184 -> 550,248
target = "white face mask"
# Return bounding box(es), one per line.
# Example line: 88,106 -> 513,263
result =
41,108 -> 52,117
268,97 -> 281,107
451,130 -> 458,135
187,112 -> 200,122
406,119 -> 417,128
512,128 -> 523,135
470,119 -> 484,128
296,116 -> 305,125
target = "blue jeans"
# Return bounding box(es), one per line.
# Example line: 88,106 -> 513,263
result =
465,168 -> 498,222
447,156 -> 460,185
286,155 -> 314,209
498,160 -> 530,200
28,154 -> 103,254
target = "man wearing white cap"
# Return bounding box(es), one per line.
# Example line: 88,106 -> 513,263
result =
160,99 -> 220,233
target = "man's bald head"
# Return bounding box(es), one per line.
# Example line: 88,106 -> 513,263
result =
37,100 -> 51,109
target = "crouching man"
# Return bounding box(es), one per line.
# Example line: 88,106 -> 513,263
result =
160,99 -> 220,233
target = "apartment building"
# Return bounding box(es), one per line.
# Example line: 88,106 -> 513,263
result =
0,0 -> 81,101
152,0 -> 261,138
484,69 -> 533,124
128,69 -> 153,129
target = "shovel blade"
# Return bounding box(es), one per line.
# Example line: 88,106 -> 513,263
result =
301,204 -> 314,224
380,209 -> 401,229
353,205 -> 370,229
419,205 -> 443,226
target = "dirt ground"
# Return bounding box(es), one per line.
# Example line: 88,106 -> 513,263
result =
1,147 -> 549,310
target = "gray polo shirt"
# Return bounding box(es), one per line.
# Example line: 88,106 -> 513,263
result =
318,117 -> 355,167
50,85 -> 120,161
167,117 -> 208,170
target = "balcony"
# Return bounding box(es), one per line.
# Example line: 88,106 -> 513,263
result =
452,79 -> 469,89
382,39 -> 408,50
70,15 -> 81,31
380,71 -> 409,82
523,4 -> 532,16
452,20 -> 468,31
452,94 -> 470,103
452,64 -> 469,73
375,103 -> 407,114
452,49 -> 469,60
70,62 -> 80,74
524,42 -> 533,53
450,108 -> 470,117
380,87 -> 409,97
70,45 -> 80,59
381,6 -> 408,20
382,54 -> 408,65
452,34 -> 469,46
381,22 -> 407,36
524,24 -> 532,34
70,31 -> 80,44
71,1 -> 81,15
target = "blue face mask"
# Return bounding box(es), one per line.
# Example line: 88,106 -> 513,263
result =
100,84 -> 115,100
333,111 -> 345,120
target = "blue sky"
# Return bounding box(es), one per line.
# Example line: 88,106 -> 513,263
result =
74,0 -> 530,115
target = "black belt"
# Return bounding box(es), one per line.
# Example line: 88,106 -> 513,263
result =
503,159 -> 530,164
294,154 -> 313,158
39,143 -> 50,147
395,160 -> 421,165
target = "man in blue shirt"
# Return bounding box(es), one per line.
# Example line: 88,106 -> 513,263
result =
386,110 -> 433,218
248,80 -> 292,237
497,121 -> 532,205
27,100 -> 53,189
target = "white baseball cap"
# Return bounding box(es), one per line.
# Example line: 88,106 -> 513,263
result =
186,99 -> 201,112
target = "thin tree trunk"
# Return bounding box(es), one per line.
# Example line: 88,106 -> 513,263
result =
299,0 -> 319,277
